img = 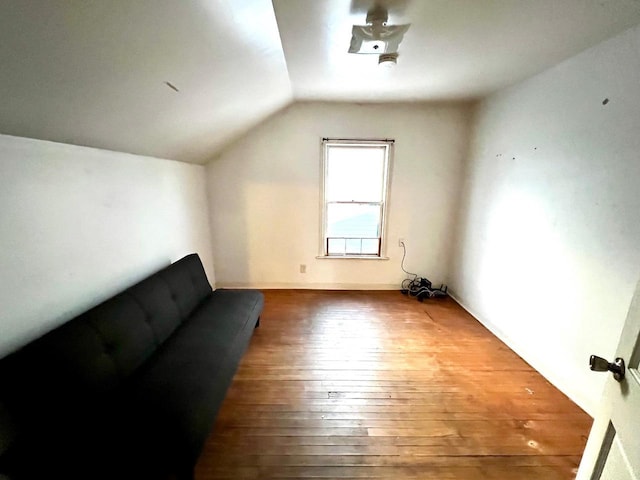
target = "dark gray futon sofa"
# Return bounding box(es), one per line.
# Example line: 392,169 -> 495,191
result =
0,253 -> 263,479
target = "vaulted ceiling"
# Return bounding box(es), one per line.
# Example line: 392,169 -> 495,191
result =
1,0 -> 639,164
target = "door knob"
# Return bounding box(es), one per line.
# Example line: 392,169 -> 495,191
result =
589,355 -> 625,382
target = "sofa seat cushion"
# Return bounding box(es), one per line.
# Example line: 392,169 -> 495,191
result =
124,289 -> 263,473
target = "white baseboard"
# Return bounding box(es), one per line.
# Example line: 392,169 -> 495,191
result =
448,289 -> 592,416
215,282 -> 399,290
447,289 -> 517,359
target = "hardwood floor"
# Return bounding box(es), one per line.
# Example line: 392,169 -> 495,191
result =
195,290 -> 592,479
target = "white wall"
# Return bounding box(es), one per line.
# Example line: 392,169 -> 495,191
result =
450,24 -> 640,415
0,134 -> 214,358
207,102 -> 471,289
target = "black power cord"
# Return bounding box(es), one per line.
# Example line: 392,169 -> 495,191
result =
399,241 -> 448,301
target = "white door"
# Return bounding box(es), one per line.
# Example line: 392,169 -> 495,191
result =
577,279 -> 640,480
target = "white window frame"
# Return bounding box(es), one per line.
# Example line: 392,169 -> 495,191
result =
318,138 -> 393,259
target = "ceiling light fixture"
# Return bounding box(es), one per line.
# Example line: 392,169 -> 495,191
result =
378,52 -> 398,68
348,3 -> 409,65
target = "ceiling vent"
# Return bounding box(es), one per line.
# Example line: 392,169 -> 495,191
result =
348,4 -> 410,64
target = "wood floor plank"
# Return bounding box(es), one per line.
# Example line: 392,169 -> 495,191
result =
195,291 -> 591,479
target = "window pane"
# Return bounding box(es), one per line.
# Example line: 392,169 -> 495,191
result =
326,146 -> 385,202
327,238 -> 346,255
361,238 -> 379,255
345,238 -> 362,255
326,203 -> 381,238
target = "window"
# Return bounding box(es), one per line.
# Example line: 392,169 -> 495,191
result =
320,139 -> 392,257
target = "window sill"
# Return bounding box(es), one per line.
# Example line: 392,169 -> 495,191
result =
316,255 -> 390,260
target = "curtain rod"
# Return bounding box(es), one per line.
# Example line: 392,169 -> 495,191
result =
322,138 -> 395,143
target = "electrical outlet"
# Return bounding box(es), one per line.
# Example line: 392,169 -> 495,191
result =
300,264 -> 306,274
398,238 -> 405,247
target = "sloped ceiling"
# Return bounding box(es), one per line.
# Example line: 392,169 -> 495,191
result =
0,0 -> 292,164
1,1 -> 639,163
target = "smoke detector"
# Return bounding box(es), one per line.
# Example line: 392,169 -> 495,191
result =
348,4 -> 410,63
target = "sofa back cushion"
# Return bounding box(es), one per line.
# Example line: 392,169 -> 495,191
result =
158,253 -> 212,321
126,274 -> 182,346
2,291 -> 156,409
0,254 -> 213,477
0,254 -> 212,424
0,401 -> 14,465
